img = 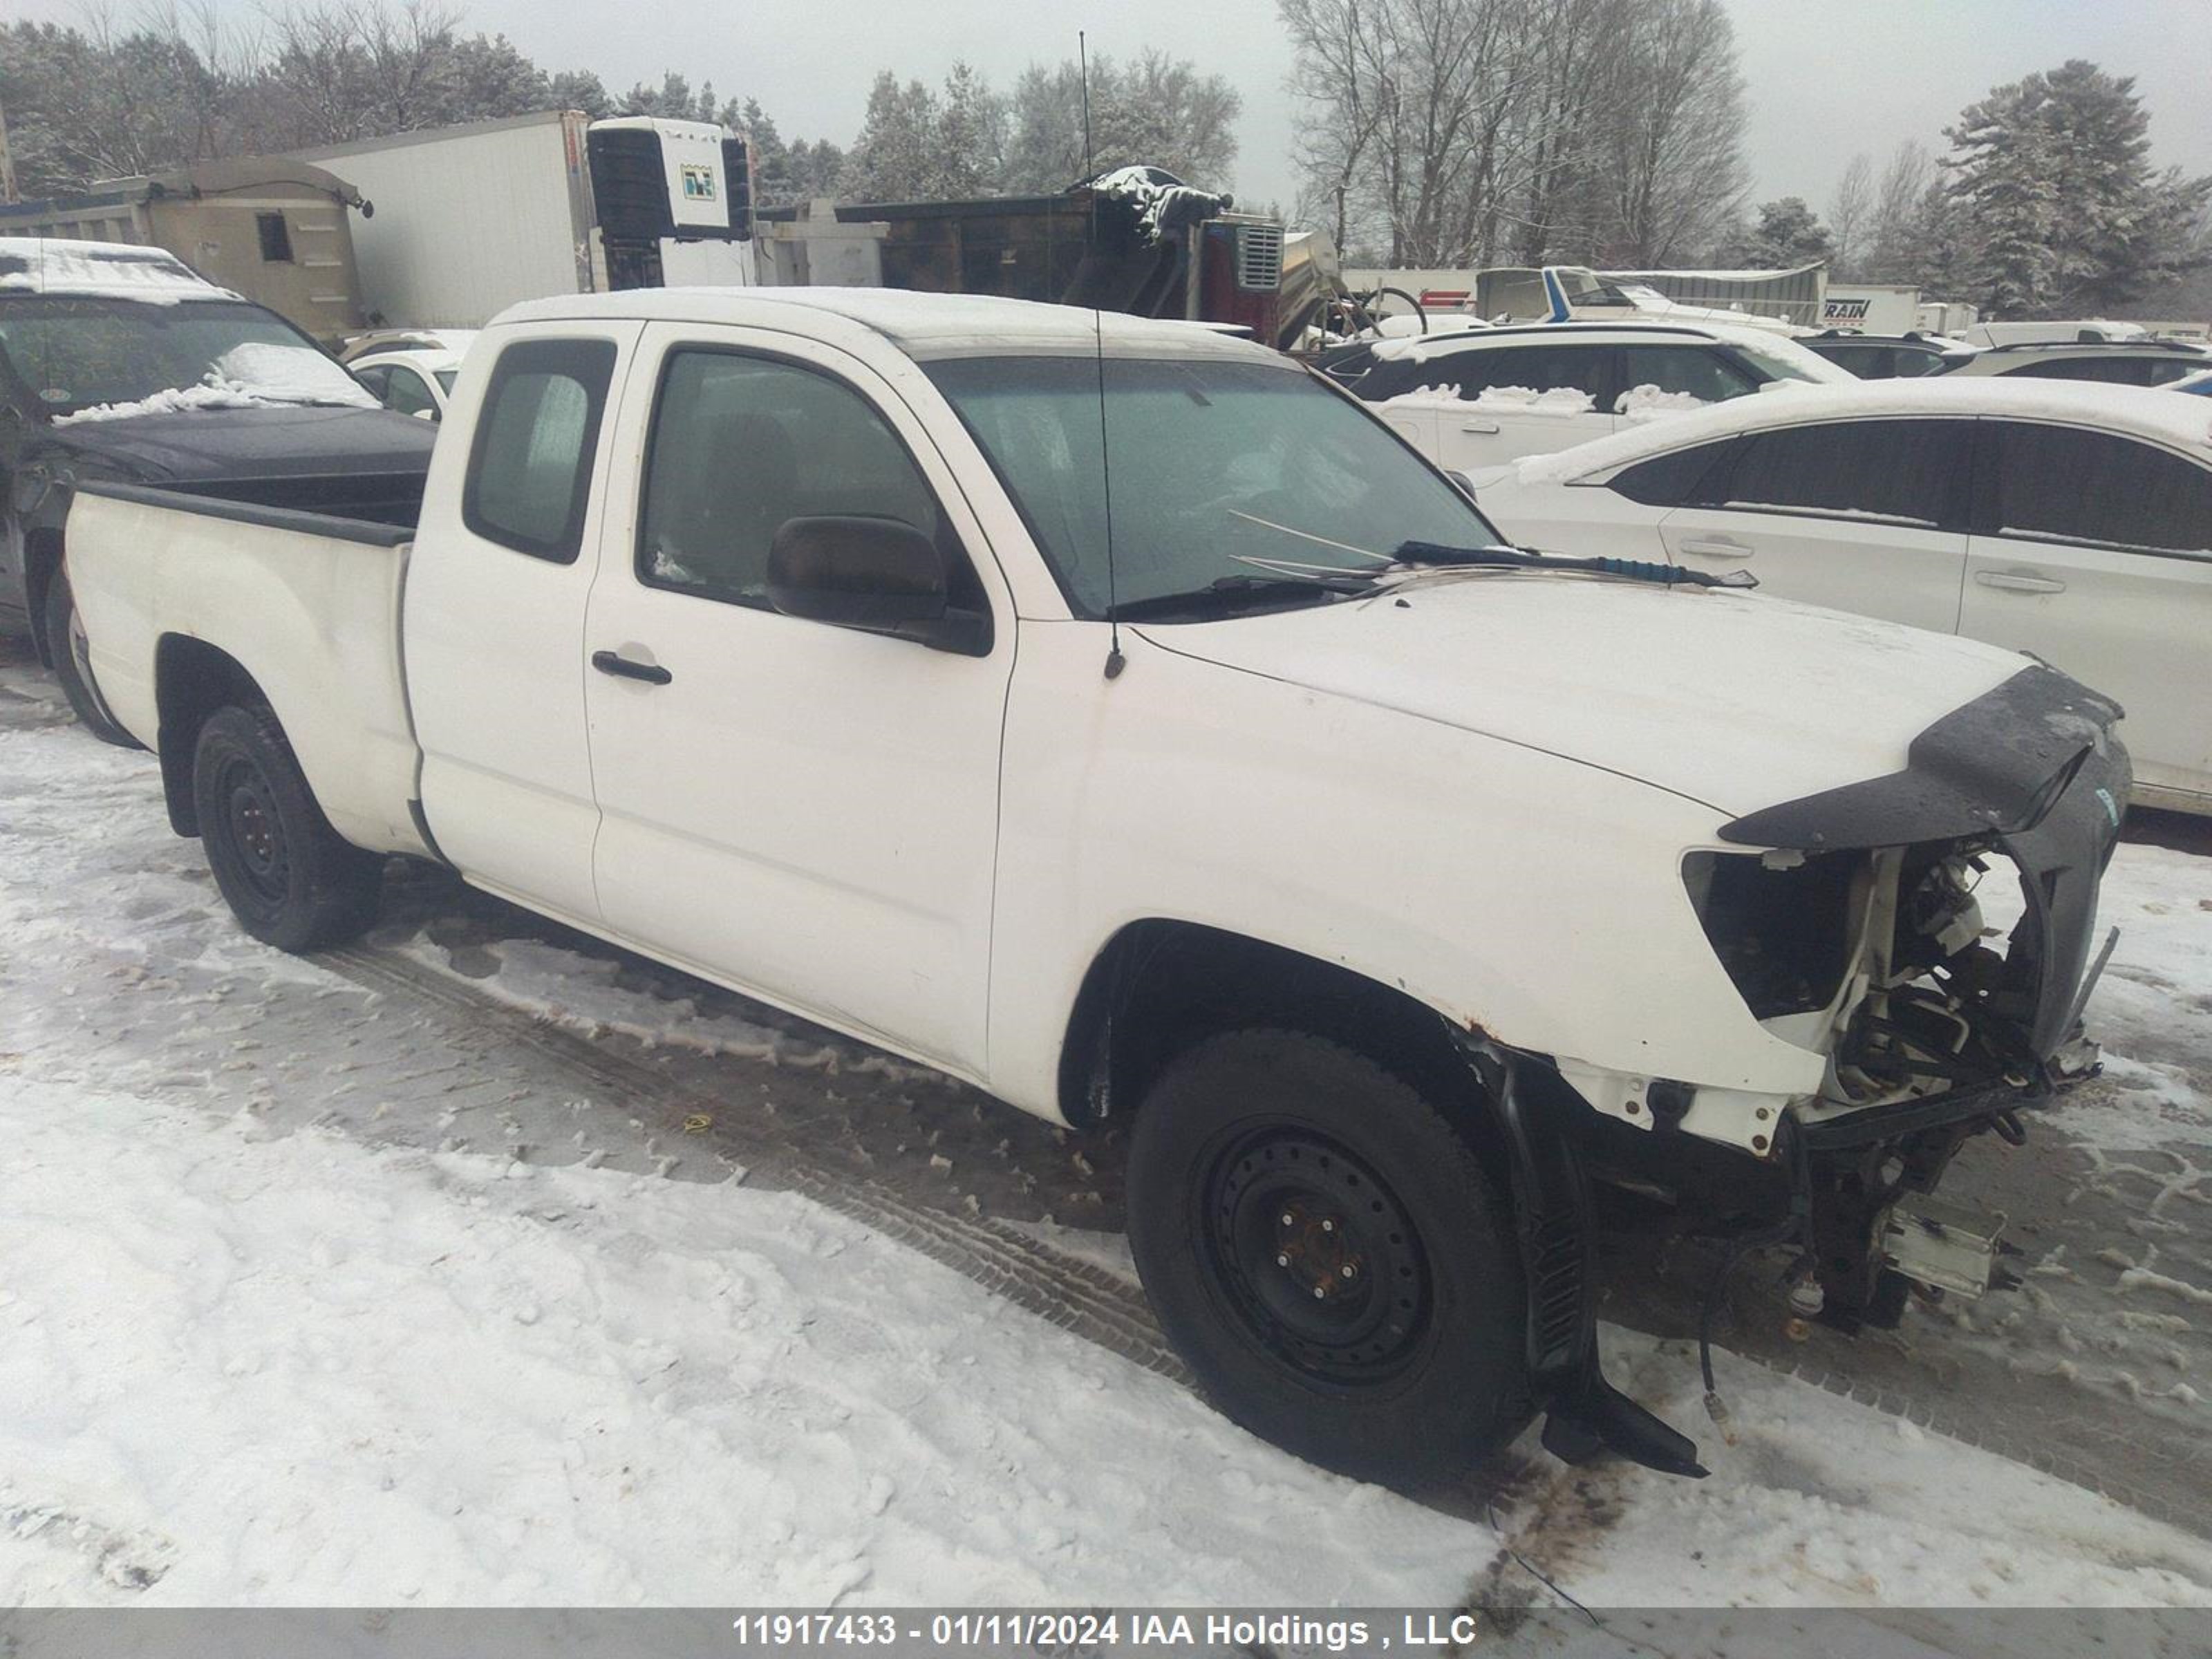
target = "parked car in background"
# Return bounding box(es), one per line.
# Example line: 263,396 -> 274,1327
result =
2173,367 -> 2212,397
1958,319 -> 2147,348
0,238 -> 437,741
1324,321 -> 1855,469
343,330 -> 476,421
1939,339 -> 2212,387
1468,377 -> 2212,814
63,288 -> 2130,1486
1801,330 -> 1977,380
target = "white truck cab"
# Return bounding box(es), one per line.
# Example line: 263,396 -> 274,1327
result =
64,288 -> 2128,1488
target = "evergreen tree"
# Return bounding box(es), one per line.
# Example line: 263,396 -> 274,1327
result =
935,62 -> 1005,198
839,72 -> 941,200
1728,196 -> 1833,267
1946,59 -> 2211,315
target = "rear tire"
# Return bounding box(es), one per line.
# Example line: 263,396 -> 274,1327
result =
43,570 -> 135,748
1125,1029 -> 1530,1484
192,704 -> 382,953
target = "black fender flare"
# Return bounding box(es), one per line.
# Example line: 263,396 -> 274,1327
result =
1456,1033 -> 1708,1479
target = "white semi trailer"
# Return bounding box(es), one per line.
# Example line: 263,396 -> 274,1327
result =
290,111 -> 756,329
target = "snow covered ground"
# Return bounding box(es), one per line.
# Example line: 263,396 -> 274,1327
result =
4,638 -> 2212,1611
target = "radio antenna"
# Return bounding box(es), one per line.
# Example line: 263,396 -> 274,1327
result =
1080,30 -> 1125,680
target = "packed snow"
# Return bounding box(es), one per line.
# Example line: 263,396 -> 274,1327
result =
1378,384 -> 1598,417
1616,382 -> 1709,420
4,645 -> 2212,1609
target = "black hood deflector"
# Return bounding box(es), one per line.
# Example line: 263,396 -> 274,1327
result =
1719,666 -> 2125,852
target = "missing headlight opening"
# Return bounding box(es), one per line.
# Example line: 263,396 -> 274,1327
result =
1663,666 -> 2129,1343
1685,838 -> 2061,1102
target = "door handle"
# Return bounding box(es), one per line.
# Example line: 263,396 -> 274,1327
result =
1677,538 -> 1753,559
1458,419 -> 1501,434
1974,570 -> 2066,594
592,649 -> 673,685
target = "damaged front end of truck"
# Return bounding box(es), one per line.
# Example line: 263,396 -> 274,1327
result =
1501,663 -> 2130,1478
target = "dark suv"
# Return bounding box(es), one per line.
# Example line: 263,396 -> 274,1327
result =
0,240 -> 435,741
1801,330 -> 1976,380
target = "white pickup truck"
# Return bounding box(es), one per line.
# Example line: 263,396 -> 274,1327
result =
67,288 -> 2129,1487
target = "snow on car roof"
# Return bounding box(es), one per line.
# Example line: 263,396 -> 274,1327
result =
1367,316 -> 1808,364
0,236 -> 237,303
497,286 -> 1282,363
1510,375 -> 2212,487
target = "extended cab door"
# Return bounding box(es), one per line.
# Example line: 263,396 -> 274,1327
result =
1961,420 -> 2212,805
579,324 -> 1016,1074
1656,416 -> 1975,631
405,322 -> 641,923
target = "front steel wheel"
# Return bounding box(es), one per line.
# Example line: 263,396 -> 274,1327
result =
1126,1029 -> 1530,1484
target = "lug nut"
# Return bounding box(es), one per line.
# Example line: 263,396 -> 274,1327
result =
1340,1264 -> 1355,1279
1312,1286 -> 1327,1300
1277,1253 -> 1291,1267
1281,1212 -> 1294,1227
1320,1219 -> 1335,1233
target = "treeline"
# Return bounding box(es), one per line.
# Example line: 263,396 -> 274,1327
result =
0,3 -> 850,205
0,3 -> 1235,213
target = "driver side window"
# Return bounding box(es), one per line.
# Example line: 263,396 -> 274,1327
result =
637,349 -> 957,610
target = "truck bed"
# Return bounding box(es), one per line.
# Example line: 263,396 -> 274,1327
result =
66,482 -> 434,861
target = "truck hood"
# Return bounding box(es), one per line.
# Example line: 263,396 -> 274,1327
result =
34,406 -> 437,484
1134,577 -> 2032,820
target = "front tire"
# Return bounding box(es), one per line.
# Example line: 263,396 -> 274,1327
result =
1125,1029 -> 1530,1484
192,704 -> 382,953
43,569 -> 135,747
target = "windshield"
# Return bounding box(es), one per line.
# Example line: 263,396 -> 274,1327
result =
0,296 -> 374,419
1550,268 -> 1638,308
925,355 -> 1503,617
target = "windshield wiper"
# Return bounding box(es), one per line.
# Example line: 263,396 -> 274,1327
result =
1394,540 -> 1758,590
1109,572 -> 1369,621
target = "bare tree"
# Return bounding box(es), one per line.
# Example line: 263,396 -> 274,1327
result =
1864,140 -> 1933,281
1281,0 -> 1747,268
1828,151 -> 1873,279
1591,0 -> 1749,265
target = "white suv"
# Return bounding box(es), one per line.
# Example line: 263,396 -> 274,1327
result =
1321,321 -> 1855,469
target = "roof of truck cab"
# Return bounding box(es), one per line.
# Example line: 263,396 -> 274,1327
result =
492,286 -> 1284,362
1510,374 -> 2212,487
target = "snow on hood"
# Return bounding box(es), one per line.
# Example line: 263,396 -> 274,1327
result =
1136,576 -> 2030,819
0,237 -> 238,303
53,342 -> 377,425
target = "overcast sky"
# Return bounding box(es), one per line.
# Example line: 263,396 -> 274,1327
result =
19,0 -> 2212,225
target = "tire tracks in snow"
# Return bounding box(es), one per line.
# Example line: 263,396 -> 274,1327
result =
320,941 -> 2211,1541
318,944 -> 1191,1387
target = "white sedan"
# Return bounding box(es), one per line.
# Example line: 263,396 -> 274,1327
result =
341,330 -> 478,423
1469,377 -> 2212,814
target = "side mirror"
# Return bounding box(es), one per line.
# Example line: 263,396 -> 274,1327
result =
767,516 -> 988,654
1445,469 -> 1479,501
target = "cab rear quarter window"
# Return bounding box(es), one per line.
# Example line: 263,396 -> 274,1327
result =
462,337 -> 617,563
